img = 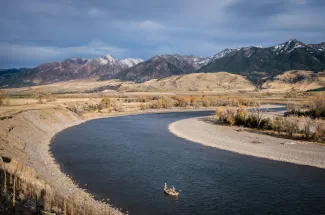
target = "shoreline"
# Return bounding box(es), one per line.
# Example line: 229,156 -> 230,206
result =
24,107 -> 215,214
169,117 -> 325,169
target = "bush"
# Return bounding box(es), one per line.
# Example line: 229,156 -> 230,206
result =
45,93 -> 56,102
310,95 -> 325,118
260,118 -> 273,130
247,106 -> 265,128
234,106 -> 248,125
33,91 -> 45,104
273,116 -> 285,134
284,92 -> 297,98
283,116 -> 299,137
0,90 -> 6,106
201,97 -> 211,107
113,102 -> 124,112
301,117 -> 313,140
315,119 -> 325,142
217,107 -> 236,126
140,103 -> 147,110
287,103 -> 302,114
101,96 -> 111,108
287,95 -> 325,119
245,114 -> 259,128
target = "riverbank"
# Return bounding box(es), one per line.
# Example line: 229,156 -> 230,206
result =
0,105 -> 214,214
169,116 -> 325,169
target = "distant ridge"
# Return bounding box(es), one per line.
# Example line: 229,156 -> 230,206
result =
199,39 -> 325,83
1,39 -> 325,88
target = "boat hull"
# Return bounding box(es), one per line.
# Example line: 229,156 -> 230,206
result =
164,188 -> 179,196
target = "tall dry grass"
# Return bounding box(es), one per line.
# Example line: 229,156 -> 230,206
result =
215,106 -> 325,143
0,162 -> 124,215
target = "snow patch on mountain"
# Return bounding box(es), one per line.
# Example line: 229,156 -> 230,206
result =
211,48 -> 240,61
93,55 -> 144,67
121,58 -> 144,67
99,58 -> 108,65
272,39 -> 308,54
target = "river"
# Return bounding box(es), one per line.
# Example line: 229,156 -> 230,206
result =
51,110 -> 325,215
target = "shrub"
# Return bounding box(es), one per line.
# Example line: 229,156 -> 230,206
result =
310,95 -> 325,118
45,93 -> 56,102
157,98 -> 163,109
101,96 -> 111,108
284,91 -> 297,98
0,90 -> 7,106
190,96 -> 199,107
215,107 -> 224,119
247,106 -> 265,128
113,102 -> 124,112
226,114 -> 235,126
260,118 -> 273,130
290,95 -> 325,119
33,91 -> 45,104
140,103 -> 147,110
315,119 -> 325,142
287,103 -> 302,114
223,108 -> 236,125
283,116 -> 299,137
301,117 -> 313,140
245,114 -> 259,128
272,116 -> 285,134
201,97 -> 211,107
234,106 -> 248,125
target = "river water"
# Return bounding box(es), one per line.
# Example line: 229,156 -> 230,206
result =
51,111 -> 325,215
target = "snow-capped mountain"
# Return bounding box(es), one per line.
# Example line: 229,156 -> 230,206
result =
272,39 -> 312,54
1,39 -> 325,88
307,42 -> 325,52
0,55 -> 144,87
121,58 -> 144,67
199,39 -> 325,83
182,55 -> 212,69
92,55 -> 143,68
112,54 -> 211,83
211,48 -> 240,61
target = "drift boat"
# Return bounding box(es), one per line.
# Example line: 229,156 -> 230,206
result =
164,183 -> 179,196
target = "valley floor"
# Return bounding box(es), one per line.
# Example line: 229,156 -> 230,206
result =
169,113 -> 325,169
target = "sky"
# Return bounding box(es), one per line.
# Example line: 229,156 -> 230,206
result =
1,0 -> 325,68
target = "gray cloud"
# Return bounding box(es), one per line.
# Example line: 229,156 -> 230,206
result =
1,0 -> 324,68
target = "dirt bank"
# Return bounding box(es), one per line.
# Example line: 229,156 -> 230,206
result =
0,107 -> 123,214
0,106 -> 215,214
169,117 -> 325,169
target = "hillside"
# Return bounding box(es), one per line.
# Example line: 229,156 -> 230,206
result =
121,72 -> 256,92
262,70 -> 325,92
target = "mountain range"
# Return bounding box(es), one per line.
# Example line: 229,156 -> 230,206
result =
109,55 -> 210,82
1,39 -> 325,88
199,39 -> 325,83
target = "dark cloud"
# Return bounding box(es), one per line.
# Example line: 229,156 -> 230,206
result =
0,0 -> 324,68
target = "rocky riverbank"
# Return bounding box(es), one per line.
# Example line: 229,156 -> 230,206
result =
169,117 -> 325,169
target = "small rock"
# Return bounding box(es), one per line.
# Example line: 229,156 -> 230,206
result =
1,156 -> 11,163
284,142 -> 297,145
